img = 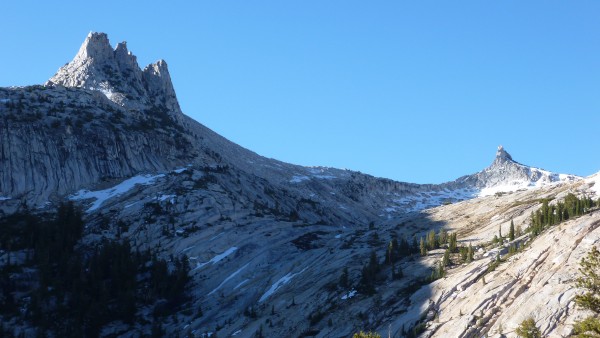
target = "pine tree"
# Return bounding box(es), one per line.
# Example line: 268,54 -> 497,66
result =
439,229 -> 448,245
426,230 -> 437,250
339,267 -> 349,288
459,246 -> 468,262
442,249 -> 451,267
436,261 -> 445,279
394,262 -> 403,279
369,251 -> 379,274
448,233 -> 458,253
467,243 -> 474,263
386,240 -> 394,265
573,246 -> 600,336
509,219 -> 515,241
515,317 -> 541,338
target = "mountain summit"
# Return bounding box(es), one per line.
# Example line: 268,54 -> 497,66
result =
48,32 -> 180,112
494,145 -> 513,163
454,146 -> 580,196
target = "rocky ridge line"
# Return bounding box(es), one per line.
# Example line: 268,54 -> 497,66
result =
48,32 -> 180,113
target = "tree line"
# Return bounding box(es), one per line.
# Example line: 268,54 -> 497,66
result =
530,194 -> 597,236
0,203 -> 191,337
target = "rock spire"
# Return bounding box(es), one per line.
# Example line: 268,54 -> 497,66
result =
495,145 -> 513,162
47,32 -> 180,113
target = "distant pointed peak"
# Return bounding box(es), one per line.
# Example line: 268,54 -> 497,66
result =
115,41 -> 128,53
495,145 -> 513,162
144,59 -> 169,73
76,32 -> 113,61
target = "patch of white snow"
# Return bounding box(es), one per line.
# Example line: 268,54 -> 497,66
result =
208,263 -> 250,295
586,172 -> 600,195
70,173 -> 165,212
157,194 -> 176,203
259,268 -> 307,302
192,247 -> 238,271
290,175 -> 310,183
234,279 -> 249,290
341,289 -> 357,300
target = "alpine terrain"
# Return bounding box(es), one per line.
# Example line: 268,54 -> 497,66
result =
0,33 -> 598,338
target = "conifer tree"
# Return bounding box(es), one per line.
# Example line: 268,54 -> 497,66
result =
442,249 -> 451,267
448,233 -> 458,253
509,219 -> 515,241
339,267 -> 349,288
426,230 -> 437,250
439,229 -> 448,245
573,246 -> 600,336
467,243 -> 474,263
516,317 -> 541,338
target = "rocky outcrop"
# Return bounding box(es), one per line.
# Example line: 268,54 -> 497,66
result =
0,86 -> 196,206
386,182 -> 600,338
48,32 -> 180,113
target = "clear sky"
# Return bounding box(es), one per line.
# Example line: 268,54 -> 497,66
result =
1,1 -> 599,184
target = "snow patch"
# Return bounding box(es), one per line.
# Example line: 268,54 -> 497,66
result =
259,268 -> 307,302
192,247 -> 238,271
208,263 -> 250,295
124,201 -> 141,209
0,99 -> 10,103
0,196 -> 11,201
173,167 -> 188,174
210,232 -> 224,241
313,174 -> 337,180
586,172 -> 600,195
234,279 -> 249,290
306,167 -> 339,180
232,330 -> 242,336
157,194 -> 176,203
70,174 -> 165,212
290,175 -> 310,183
341,289 -> 357,300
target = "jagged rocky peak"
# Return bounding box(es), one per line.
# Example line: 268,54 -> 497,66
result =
495,145 -> 513,162
76,32 -> 114,62
143,59 -> 180,112
48,32 -> 180,113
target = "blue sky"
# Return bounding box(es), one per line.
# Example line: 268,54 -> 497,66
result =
1,1 -> 599,183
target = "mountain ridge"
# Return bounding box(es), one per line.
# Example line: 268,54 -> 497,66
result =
1,32 -> 597,338
0,32 -> 580,215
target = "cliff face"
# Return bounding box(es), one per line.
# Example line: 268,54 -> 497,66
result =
0,33 -> 206,206
0,85 -> 196,205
